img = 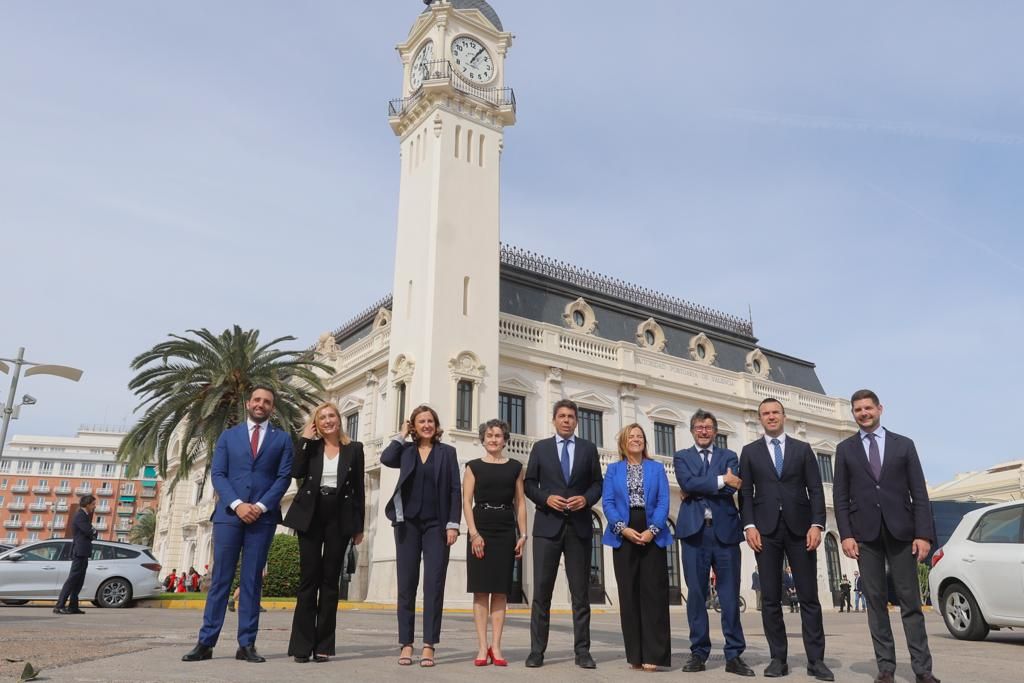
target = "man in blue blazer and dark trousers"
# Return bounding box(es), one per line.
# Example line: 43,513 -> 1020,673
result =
833,389 -> 939,683
524,399 -> 603,670
183,385 -> 293,664
54,494 -> 97,614
674,409 -> 753,677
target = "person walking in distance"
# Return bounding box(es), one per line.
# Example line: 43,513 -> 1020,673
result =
839,575 -> 853,613
182,386 -> 294,664
674,410 -> 753,677
833,389 -> 940,683
524,399 -> 603,670
853,570 -> 865,612
54,494 -> 98,614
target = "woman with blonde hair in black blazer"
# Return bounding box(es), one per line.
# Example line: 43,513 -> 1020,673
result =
381,404 -> 461,667
283,401 -> 365,663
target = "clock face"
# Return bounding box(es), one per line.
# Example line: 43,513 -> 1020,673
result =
410,41 -> 434,91
451,36 -> 494,83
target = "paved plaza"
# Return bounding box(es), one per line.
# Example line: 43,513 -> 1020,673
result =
1,603 -> 1020,682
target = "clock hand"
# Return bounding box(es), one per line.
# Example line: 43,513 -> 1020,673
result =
471,47 -> 485,64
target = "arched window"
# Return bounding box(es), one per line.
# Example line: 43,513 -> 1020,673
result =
824,533 -> 842,607
396,382 -> 408,430
589,512 -> 605,604
666,519 -> 682,604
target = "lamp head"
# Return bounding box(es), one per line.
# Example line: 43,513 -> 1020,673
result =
21,394 -> 37,406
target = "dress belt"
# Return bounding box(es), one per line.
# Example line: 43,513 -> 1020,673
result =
319,486 -> 338,496
476,503 -> 512,510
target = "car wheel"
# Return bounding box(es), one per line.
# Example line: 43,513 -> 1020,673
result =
97,577 -> 133,608
941,582 -> 989,641
1,600 -> 29,606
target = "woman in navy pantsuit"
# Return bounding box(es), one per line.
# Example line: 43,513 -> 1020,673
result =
381,405 -> 461,668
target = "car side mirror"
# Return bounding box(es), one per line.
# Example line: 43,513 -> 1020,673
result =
3,553 -> 23,562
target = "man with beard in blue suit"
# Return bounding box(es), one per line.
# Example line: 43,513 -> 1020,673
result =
674,409 -> 753,677
182,385 -> 293,664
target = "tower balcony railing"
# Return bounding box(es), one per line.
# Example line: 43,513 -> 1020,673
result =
389,59 -> 515,117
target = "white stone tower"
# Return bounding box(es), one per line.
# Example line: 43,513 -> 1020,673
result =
366,0 -> 515,603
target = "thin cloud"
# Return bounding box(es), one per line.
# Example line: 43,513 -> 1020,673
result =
722,108 -> 1024,148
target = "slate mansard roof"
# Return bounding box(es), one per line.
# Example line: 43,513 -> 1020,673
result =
327,244 -> 826,394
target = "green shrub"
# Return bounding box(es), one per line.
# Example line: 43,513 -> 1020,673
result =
263,533 -> 301,598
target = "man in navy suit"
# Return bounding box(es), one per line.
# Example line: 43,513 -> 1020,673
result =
54,494 -> 97,614
524,399 -> 603,670
183,385 -> 293,664
739,398 -> 832,680
833,389 -> 939,683
674,409 -> 753,677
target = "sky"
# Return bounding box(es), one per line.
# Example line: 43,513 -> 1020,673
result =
2,1 -> 1022,485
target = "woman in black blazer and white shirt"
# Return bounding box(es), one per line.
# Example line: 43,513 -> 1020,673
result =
283,402 -> 365,663
381,404 -> 461,667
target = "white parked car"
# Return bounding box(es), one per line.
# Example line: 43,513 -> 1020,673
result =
929,500 -> 1024,640
0,539 -> 163,608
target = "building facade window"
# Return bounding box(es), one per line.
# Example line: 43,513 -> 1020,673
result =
102,463 -> 117,477
0,460 -> 9,473
122,482 -> 135,495
59,462 -> 74,475
714,434 -> 729,450
455,380 -> 474,431
498,393 -> 526,435
81,464 -> 95,477
653,422 -> 676,456
39,462 -> 53,474
578,408 -> 603,447
17,461 -> 32,473
396,382 -> 407,430
0,479 -> 6,490
345,412 -> 360,441
816,453 -> 834,484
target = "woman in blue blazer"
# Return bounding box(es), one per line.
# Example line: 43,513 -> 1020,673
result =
380,404 -> 461,668
602,423 -> 673,671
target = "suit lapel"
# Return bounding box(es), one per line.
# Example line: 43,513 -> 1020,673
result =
551,438 -> 569,486
568,438 -> 588,485
236,423 -> 252,458
851,433 -> 876,480
336,443 -> 353,489
878,431 -> 896,480
255,424 -> 274,459
780,437 -> 799,479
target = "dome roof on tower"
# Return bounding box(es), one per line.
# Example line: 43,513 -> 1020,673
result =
422,0 -> 503,31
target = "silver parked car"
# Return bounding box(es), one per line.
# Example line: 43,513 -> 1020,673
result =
0,539 -> 163,608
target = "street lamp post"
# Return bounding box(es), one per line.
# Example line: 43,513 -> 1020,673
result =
0,346 -> 84,459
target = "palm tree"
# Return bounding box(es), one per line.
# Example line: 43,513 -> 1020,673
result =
129,509 -> 157,547
116,325 -> 330,485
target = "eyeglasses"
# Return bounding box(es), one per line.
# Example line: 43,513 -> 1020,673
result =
692,426 -> 716,433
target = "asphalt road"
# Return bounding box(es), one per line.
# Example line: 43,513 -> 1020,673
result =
0,603 -> 1020,681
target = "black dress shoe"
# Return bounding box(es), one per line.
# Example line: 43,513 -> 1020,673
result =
873,672 -> 894,683
313,654 -> 330,663
764,658 -> 789,677
67,608 -> 86,614
293,656 -> 310,663
53,607 -> 67,614
915,675 -> 941,683
807,661 -> 835,681
524,652 -> 544,668
182,644 -> 213,662
725,656 -> 755,677
236,645 -> 266,663
575,652 -> 597,669
681,654 -> 706,672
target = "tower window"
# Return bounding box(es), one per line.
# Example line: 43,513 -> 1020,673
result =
455,125 -> 461,158
396,382 -> 408,429
462,276 -> 470,316
478,134 -> 485,167
456,380 -> 473,431
466,129 -> 473,164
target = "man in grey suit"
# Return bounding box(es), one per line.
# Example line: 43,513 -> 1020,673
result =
833,389 -> 940,683
54,494 -> 98,614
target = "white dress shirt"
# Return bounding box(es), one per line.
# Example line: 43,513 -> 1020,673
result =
321,450 -> 340,489
859,426 -> 887,466
555,434 -> 576,473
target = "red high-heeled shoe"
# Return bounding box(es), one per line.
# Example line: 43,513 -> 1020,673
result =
488,647 -> 508,667
474,649 -> 490,666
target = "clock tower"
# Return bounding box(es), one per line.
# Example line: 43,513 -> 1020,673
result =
385,0 -> 514,443
366,0 -> 515,603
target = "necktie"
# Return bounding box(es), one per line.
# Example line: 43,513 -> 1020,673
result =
250,424 -> 260,458
560,438 -> 571,483
771,438 -> 784,477
866,432 -> 882,480
699,449 -> 710,476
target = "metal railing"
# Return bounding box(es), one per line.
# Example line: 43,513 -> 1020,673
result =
389,59 -> 516,117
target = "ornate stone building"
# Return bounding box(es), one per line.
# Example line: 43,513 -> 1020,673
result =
156,1 -> 862,608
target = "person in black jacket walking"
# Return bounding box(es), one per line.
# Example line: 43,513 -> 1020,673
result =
55,494 -> 98,614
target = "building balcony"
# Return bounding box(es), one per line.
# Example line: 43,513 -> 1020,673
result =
116,524 -> 132,532
26,521 -> 44,530
74,486 -> 92,495
6,502 -> 25,511
116,506 -> 134,516
96,506 -> 112,514
93,522 -> 108,531
32,485 -> 50,494
11,484 -> 29,493
140,488 -> 157,498
3,520 -> 22,529
50,520 -> 66,530
29,503 -> 48,512
55,486 -> 72,495
97,488 -> 114,497
54,502 -> 69,512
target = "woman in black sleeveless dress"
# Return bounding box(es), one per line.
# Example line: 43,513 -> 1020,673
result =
463,419 -> 527,667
